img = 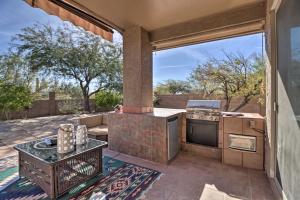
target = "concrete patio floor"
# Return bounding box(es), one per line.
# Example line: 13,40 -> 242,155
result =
0,114 -> 80,157
0,115 -> 275,200
105,149 -> 275,200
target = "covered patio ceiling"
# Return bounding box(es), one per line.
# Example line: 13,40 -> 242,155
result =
64,0 -> 266,49
66,0 -> 263,31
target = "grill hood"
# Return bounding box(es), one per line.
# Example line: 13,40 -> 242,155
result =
186,100 -> 221,109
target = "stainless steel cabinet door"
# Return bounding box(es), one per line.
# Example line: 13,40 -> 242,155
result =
168,118 -> 179,160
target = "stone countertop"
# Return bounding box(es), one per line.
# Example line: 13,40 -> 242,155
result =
221,112 -> 264,119
110,108 -> 186,118
145,108 -> 186,118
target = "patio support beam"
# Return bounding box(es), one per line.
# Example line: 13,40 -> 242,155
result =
151,1 -> 266,50
123,26 -> 153,113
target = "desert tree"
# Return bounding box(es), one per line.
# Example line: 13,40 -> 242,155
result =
0,52 -> 35,86
189,52 -> 265,111
13,23 -> 122,112
155,79 -> 191,95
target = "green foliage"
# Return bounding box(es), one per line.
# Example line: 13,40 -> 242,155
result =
153,92 -> 161,106
0,83 -> 32,119
155,79 -> 191,95
189,52 -> 265,111
13,23 -> 122,112
58,82 -> 83,99
0,53 -> 35,86
95,90 -> 122,108
57,100 -> 84,114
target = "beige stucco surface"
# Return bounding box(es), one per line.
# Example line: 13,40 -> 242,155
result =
264,0 -> 277,180
71,0 -> 263,31
123,26 -> 153,113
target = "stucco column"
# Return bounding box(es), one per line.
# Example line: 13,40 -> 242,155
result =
123,26 -> 153,113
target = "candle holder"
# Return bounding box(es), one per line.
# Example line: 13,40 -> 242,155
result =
76,125 -> 88,145
57,124 -> 75,154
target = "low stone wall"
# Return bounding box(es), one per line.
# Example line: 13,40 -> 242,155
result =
156,94 -> 265,115
1,100 -> 52,120
0,99 -> 104,120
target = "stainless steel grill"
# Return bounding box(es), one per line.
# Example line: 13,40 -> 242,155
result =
186,100 -> 222,147
186,100 -> 221,121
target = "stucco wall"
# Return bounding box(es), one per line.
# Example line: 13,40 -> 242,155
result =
0,99 -> 98,120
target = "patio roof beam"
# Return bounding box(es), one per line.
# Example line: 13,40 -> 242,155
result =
152,20 -> 265,51
151,1 -> 266,50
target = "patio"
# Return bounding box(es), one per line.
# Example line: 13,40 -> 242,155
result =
0,0 -> 298,199
108,150 -> 275,200
0,114 -> 80,157
0,115 -> 275,200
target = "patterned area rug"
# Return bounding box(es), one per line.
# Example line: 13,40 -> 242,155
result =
0,155 -> 18,191
0,155 -> 161,200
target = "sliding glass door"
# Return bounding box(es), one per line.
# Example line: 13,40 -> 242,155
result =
276,0 -> 300,198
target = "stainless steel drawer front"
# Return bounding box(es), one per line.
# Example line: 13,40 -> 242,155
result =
228,134 -> 256,152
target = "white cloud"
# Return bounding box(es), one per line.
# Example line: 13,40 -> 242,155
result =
180,48 -> 208,61
159,64 -> 191,69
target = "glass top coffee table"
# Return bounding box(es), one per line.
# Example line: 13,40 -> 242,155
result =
14,137 -> 107,199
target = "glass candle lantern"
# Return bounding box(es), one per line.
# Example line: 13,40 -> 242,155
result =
57,124 -> 75,154
76,125 -> 88,145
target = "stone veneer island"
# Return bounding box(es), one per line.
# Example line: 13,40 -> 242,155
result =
108,108 -> 185,164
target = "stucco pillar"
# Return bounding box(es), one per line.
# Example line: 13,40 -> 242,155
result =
123,26 -> 153,113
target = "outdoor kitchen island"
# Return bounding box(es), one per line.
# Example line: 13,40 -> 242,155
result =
108,108 -> 185,164
108,106 -> 265,170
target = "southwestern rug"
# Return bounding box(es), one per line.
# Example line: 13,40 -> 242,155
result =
0,155 -> 161,200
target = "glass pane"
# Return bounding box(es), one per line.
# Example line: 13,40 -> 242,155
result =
14,137 -> 106,163
276,0 -> 300,198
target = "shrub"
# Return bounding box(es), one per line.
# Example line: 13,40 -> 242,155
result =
0,83 -> 32,119
95,90 -> 122,108
153,92 -> 160,106
57,100 -> 84,114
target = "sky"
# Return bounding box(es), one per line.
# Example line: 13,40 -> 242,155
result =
0,0 -> 263,86
0,0 -> 61,53
153,34 -> 264,85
